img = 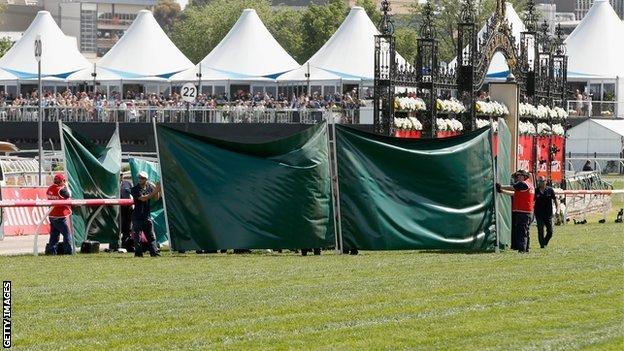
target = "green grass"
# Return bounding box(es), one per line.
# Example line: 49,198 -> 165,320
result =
2,223 -> 623,351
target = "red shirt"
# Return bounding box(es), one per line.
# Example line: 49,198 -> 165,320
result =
512,181 -> 535,213
46,183 -> 72,218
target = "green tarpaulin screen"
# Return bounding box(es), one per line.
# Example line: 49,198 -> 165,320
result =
62,124 -> 121,246
129,158 -> 168,244
335,125 -> 496,251
157,123 -> 333,251
496,119 -> 512,249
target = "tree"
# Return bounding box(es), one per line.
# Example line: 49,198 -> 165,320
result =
299,0 -> 348,61
395,27 -> 418,65
267,8 -> 305,63
407,0 -> 527,62
154,0 -> 181,35
355,0 -> 382,25
0,37 -> 12,57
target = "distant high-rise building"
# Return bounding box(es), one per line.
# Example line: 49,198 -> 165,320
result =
576,0 -> 624,20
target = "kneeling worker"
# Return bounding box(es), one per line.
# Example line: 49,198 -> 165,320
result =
131,171 -> 161,257
497,170 -> 534,253
46,173 -> 74,255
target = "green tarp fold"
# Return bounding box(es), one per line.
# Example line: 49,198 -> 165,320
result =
335,125 -> 496,251
496,119 -> 512,249
129,158 -> 168,243
62,124 -> 121,246
157,123 -> 333,251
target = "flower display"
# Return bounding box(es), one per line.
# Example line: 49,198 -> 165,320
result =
436,98 -> 466,114
476,118 -> 498,132
436,118 -> 464,132
475,100 -> 509,117
536,105 -> 550,119
394,117 -> 423,130
519,121 -> 536,135
552,107 -> 568,119
519,103 -> 539,118
537,122 -> 552,135
394,97 -> 427,111
552,123 -> 565,136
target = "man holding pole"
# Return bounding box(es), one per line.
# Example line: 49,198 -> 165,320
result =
45,173 -> 74,255
497,170 -> 535,253
131,171 -> 161,257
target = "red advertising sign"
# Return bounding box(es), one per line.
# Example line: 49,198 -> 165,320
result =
517,135 -> 534,173
1,187 -> 50,236
536,136 -> 550,179
551,135 -> 564,183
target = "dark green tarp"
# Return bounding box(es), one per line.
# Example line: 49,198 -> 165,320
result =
129,158 -> 168,243
496,119 -> 512,249
335,125 -> 496,251
157,123 -> 333,251
62,123 -> 121,246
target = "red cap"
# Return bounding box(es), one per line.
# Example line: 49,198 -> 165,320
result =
54,173 -> 66,183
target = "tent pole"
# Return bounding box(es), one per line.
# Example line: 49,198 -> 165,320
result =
58,120 -> 76,255
329,115 -> 344,254
152,117 -> 173,254
491,118 -> 500,253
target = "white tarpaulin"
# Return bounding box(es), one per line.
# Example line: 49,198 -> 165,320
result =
98,10 -> 193,79
172,9 -> 299,82
0,11 -> 90,79
277,7 -> 407,84
565,0 -> 624,80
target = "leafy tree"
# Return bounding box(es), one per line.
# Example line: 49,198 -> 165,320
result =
394,27 -> 418,64
154,0 -> 181,35
0,37 -> 12,58
267,8 -> 305,63
299,0 -> 348,61
355,0 -> 382,25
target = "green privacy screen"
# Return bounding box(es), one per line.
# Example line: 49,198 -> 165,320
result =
157,123 -> 333,251
129,158 -> 168,244
62,124 -> 121,246
496,119 -> 512,249
335,125 -> 496,251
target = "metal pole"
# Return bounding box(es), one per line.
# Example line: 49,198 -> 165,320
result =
58,119 -> 75,255
329,115 -> 343,254
38,60 -> 43,186
152,117 -> 173,253
490,117 -> 500,253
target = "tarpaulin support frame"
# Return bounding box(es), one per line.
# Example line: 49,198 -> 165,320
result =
58,120 -> 77,255
152,117 -> 173,254
327,116 -> 343,254
491,118 -> 500,253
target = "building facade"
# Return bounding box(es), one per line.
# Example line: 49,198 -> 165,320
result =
576,0 -> 624,19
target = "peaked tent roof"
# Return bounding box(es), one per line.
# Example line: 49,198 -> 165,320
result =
98,10 -> 193,79
277,7 -> 407,83
65,64 -> 124,82
0,11 -> 90,79
173,9 -> 299,82
449,3 -> 526,78
593,119 -> 624,137
565,0 -> 624,80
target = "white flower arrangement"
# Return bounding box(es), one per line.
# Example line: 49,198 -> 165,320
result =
436,118 -> 464,131
519,121 -> 536,135
436,98 -> 466,114
552,107 -> 568,119
476,118 -> 498,132
394,117 -> 423,130
537,122 -> 552,135
552,123 -> 565,136
476,100 -> 509,117
536,105 -> 550,119
394,96 -> 427,111
519,102 -> 539,118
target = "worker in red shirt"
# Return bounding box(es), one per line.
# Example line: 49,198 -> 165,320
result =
497,169 -> 535,253
45,173 -> 74,255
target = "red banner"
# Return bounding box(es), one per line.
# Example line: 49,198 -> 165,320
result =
536,136 -> 550,179
1,187 -> 50,236
518,135 -> 534,172
551,135 -> 564,183
395,130 -> 422,139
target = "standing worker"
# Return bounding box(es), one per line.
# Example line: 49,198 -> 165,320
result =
45,173 -> 74,255
534,176 -> 560,248
120,173 -> 134,252
497,170 -> 534,253
131,171 -> 161,257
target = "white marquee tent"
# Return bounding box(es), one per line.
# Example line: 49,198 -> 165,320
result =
277,6 -> 407,85
567,119 -> 624,172
448,3 -> 526,79
171,9 -> 299,84
0,11 -> 90,79
97,10 -> 193,80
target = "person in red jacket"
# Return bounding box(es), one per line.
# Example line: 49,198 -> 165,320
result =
497,169 -> 535,253
46,173 -> 74,255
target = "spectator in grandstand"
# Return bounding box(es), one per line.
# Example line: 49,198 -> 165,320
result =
534,176 -> 560,249
497,170 -> 535,253
131,171 -> 161,257
582,160 -> 593,172
45,173 -> 74,255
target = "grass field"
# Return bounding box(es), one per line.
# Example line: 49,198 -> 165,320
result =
2,219 -> 623,350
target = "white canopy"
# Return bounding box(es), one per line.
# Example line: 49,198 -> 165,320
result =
0,11 -> 90,79
65,64 -> 125,83
449,3 -> 526,79
0,68 -> 18,82
98,10 -> 193,80
565,0 -> 624,80
277,7 -> 407,84
172,9 -> 299,82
